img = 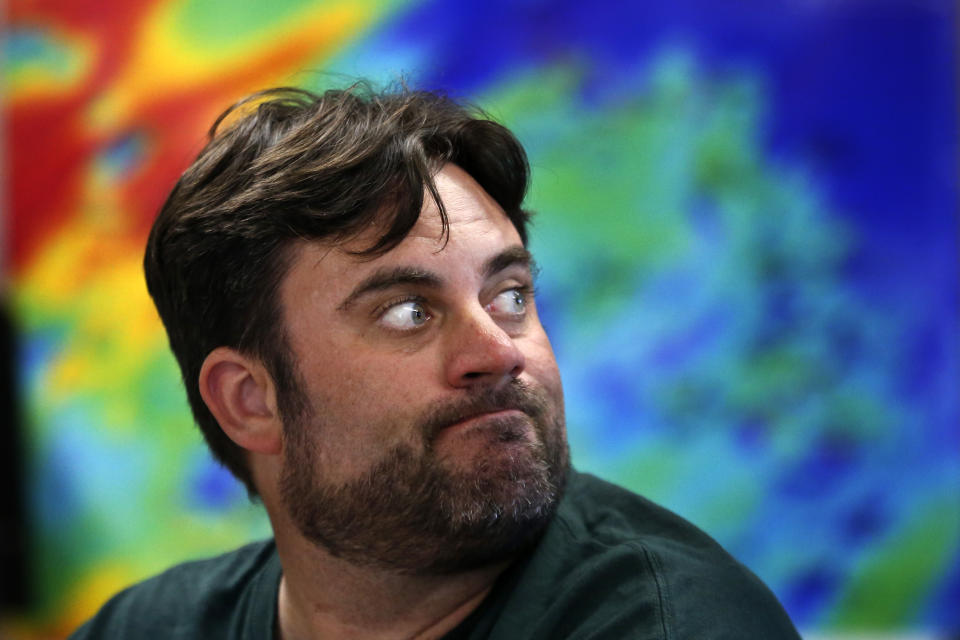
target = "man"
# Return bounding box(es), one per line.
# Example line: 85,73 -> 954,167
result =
72,84 -> 801,639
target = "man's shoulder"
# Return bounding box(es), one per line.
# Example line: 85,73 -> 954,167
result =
488,471 -> 801,638
559,471 -> 737,558
69,539 -> 279,640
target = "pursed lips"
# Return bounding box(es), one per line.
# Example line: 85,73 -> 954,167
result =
442,408 -> 526,433
421,380 -> 546,443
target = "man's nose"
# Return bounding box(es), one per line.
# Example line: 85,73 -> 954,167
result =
444,306 -> 526,388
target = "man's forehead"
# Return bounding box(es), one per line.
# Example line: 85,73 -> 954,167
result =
284,165 -> 523,280
290,215 -> 450,274
301,216 -> 518,270
290,231 -> 527,279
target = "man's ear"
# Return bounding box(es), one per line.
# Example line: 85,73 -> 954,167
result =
198,347 -> 282,456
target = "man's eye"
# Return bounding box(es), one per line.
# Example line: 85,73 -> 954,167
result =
379,300 -> 430,330
487,288 -> 528,316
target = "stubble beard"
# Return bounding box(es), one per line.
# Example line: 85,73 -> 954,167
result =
278,379 -> 570,575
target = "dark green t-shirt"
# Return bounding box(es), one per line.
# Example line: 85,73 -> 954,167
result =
71,472 -> 801,639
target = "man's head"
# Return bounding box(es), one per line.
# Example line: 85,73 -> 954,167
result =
145,84 -> 569,573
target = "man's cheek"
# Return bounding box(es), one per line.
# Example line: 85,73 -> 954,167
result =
522,346 -> 563,389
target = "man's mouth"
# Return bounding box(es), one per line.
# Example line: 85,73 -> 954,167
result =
430,408 -> 534,453
420,379 -> 548,444
442,408 -> 527,433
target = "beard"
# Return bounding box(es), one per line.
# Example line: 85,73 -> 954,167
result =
277,378 -> 570,575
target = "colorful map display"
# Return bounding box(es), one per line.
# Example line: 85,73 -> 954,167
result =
5,0 -> 957,637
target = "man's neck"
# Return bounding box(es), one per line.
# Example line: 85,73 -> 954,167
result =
274,534 -> 508,640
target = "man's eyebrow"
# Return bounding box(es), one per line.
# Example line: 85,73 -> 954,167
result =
337,246 -> 537,312
337,267 -> 442,311
484,246 -> 537,279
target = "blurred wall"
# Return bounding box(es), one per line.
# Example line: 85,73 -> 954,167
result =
4,0 -> 958,637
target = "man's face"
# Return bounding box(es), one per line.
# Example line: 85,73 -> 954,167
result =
275,164 -> 569,574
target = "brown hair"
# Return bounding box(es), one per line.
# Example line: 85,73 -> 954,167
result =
143,84 -> 532,495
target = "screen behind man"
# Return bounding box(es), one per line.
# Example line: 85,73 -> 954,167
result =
71,84 -> 801,639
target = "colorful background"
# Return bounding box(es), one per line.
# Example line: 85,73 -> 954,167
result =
3,0 -> 958,637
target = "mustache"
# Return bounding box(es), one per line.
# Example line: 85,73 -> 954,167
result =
419,379 -> 549,441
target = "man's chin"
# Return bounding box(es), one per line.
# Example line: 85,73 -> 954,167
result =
422,440 -> 569,574
417,469 -> 566,575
